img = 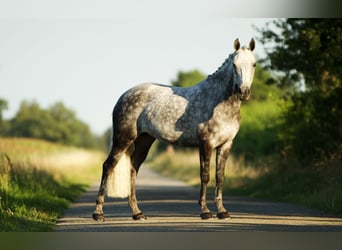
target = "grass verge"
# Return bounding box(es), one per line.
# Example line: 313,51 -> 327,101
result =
148,149 -> 342,217
0,137 -> 104,231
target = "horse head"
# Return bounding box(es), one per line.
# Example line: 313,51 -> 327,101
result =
233,38 -> 256,100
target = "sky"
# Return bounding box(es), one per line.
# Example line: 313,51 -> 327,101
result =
0,1 -> 274,135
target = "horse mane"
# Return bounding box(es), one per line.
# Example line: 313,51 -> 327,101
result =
206,52 -> 235,82
207,46 -> 250,82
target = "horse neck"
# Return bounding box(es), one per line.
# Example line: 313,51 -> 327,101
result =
204,53 -> 239,101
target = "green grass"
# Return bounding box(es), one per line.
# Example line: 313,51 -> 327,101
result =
0,137 -> 104,231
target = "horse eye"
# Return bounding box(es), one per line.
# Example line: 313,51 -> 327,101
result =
253,63 -> 256,67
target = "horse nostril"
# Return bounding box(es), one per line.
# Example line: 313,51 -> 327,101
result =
239,87 -> 251,100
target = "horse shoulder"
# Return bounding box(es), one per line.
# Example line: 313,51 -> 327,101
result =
197,97 -> 241,148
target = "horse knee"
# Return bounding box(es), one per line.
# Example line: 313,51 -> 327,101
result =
201,173 -> 210,183
200,165 -> 210,183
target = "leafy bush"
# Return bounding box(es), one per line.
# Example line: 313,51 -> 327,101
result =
232,66 -> 283,162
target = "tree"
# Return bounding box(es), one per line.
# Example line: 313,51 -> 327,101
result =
47,102 -> 95,147
257,19 -> 342,163
9,100 -> 52,139
8,100 -> 97,148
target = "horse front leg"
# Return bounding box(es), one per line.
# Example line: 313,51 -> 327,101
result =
198,140 -> 213,219
215,141 -> 233,219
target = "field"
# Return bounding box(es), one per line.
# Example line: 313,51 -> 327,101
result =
0,137 -> 104,231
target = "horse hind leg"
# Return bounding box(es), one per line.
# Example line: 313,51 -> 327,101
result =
92,141 -> 134,222
128,133 -> 155,220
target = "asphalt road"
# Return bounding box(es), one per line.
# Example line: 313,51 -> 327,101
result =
55,166 -> 342,232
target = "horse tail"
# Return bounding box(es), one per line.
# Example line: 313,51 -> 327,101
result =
106,145 -> 134,198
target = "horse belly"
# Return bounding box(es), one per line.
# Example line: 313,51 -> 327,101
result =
144,121 -> 198,146
139,92 -> 199,144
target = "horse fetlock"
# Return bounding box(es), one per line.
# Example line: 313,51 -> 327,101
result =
215,198 -> 226,211
198,199 -> 209,210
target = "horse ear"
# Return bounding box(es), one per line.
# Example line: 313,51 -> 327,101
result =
234,38 -> 240,51
249,38 -> 255,51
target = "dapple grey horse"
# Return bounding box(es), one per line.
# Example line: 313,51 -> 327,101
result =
93,38 -> 256,221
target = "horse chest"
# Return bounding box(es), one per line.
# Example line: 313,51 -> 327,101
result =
197,102 -> 241,148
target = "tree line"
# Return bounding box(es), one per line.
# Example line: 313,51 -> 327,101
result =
0,99 -> 108,150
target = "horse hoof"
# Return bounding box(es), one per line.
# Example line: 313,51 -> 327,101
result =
217,212 -> 231,220
132,212 -> 146,220
200,212 -> 214,220
92,212 -> 105,222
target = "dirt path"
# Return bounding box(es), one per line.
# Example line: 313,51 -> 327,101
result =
55,166 -> 342,232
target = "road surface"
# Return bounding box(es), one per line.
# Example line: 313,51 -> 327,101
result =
55,166 -> 342,231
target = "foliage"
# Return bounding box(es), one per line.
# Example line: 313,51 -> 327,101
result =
257,18 -> 342,164
233,65 -> 283,161
1,100 -> 99,149
222,155 -> 342,216
259,19 -> 342,91
0,138 -> 103,231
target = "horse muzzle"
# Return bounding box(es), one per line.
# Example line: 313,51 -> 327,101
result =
239,86 -> 251,100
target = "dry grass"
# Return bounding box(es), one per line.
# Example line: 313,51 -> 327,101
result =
147,149 -> 269,187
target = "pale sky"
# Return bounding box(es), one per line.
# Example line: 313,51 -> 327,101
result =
0,1 -> 274,134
